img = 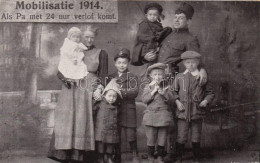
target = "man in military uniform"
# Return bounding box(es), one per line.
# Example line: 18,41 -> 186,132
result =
131,2 -> 207,83
131,2 -> 207,162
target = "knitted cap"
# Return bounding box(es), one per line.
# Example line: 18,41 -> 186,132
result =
103,79 -> 123,99
144,3 -> 163,14
67,27 -> 81,38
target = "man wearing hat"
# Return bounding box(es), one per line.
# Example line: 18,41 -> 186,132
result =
134,2 -> 207,84
173,51 -> 214,162
108,48 -> 140,162
133,3 -> 208,162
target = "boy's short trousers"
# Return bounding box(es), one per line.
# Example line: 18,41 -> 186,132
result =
176,119 -> 203,144
121,127 -> 137,142
96,141 -> 118,154
145,125 -> 168,146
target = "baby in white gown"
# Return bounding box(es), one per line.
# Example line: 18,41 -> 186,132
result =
58,27 -> 88,86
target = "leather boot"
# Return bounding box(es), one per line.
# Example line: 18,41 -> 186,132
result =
147,146 -> 155,163
157,146 -> 165,163
192,142 -> 201,162
175,142 -> 184,163
129,141 -> 140,163
97,153 -> 104,163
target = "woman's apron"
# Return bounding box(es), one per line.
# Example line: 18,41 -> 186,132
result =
54,48 -> 101,151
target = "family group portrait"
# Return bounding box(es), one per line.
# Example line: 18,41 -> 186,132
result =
0,1 -> 259,163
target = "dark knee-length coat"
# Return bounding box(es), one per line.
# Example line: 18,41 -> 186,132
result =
131,19 -> 172,66
108,71 -> 139,128
94,100 -> 120,144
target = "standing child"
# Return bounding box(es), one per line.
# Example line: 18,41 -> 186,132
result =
173,51 -> 214,162
108,48 -> 139,162
132,3 -> 172,66
142,63 -> 174,163
58,27 -> 88,87
94,79 -> 123,163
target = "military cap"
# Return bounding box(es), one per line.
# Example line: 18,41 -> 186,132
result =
175,2 -> 194,19
114,48 -> 131,61
147,63 -> 167,75
181,51 -> 201,60
144,3 -> 163,14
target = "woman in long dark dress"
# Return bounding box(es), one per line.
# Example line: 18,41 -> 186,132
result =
48,25 -> 108,163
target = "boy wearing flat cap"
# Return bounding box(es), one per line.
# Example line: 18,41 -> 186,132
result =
133,3 -> 208,161
142,63 -> 174,163
132,2 -> 172,66
173,51 -> 214,162
107,48 -> 139,162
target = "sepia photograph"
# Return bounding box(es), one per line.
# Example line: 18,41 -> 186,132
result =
0,0 -> 259,162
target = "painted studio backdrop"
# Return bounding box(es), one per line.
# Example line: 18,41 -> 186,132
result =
0,1 -> 259,159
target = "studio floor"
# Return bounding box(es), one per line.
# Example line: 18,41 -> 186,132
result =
0,150 -> 259,163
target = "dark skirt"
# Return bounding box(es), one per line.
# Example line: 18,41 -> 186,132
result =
47,132 -> 97,163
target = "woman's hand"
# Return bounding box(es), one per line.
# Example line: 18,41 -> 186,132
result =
176,100 -> 185,112
199,100 -> 208,108
144,51 -> 157,62
197,68 -> 207,86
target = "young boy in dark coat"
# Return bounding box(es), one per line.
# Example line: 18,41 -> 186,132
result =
107,48 -> 139,162
173,51 -> 215,162
94,79 -> 123,163
132,3 -> 172,66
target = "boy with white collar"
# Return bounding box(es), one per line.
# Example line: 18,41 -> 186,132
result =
173,51 -> 214,162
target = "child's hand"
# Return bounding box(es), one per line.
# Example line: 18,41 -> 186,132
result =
199,100 -> 208,108
151,85 -> 159,96
158,88 -> 166,95
93,89 -> 102,101
176,100 -> 185,112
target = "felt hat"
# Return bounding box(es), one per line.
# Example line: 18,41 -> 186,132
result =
103,79 -> 123,99
114,48 -> 131,61
181,51 -> 201,60
146,63 -> 167,75
175,2 -> 194,19
144,3 -> 163,14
